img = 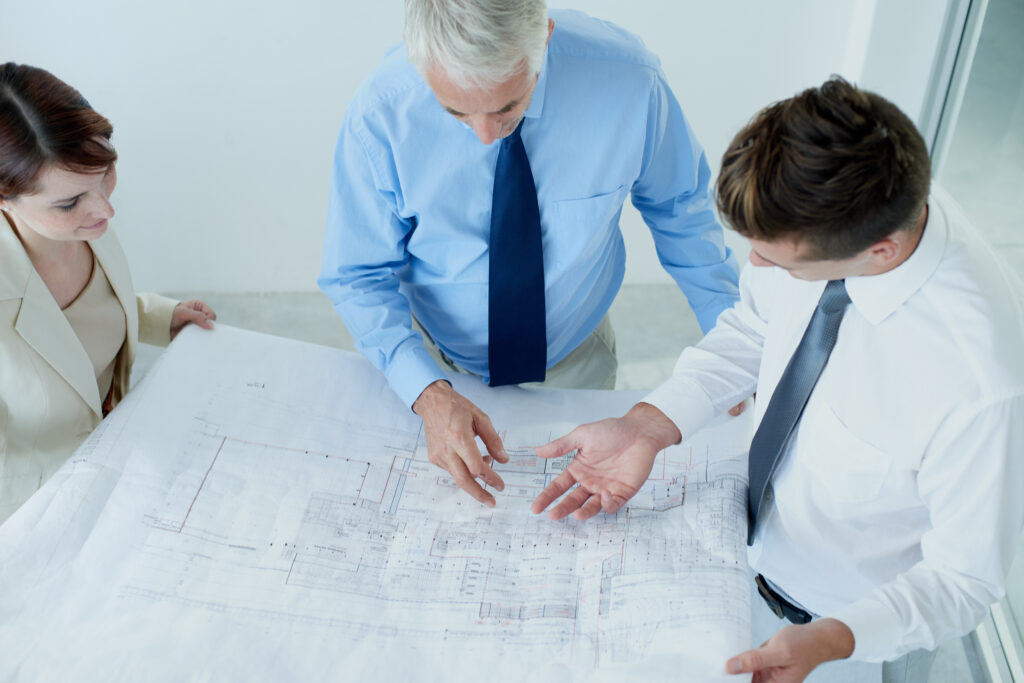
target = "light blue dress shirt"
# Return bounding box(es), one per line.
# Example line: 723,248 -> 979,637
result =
319,10 -> 740,408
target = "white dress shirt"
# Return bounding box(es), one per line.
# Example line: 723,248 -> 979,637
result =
644,186 -> 1024,662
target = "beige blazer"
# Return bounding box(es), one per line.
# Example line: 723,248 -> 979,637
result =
0,220 -> 176,522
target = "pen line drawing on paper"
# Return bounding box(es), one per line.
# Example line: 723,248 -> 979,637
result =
0,326 -> 752,681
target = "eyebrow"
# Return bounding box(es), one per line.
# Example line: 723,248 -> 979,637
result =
51,192 -> 86,206
48,165 -> 113,205
443,95 -> 524,118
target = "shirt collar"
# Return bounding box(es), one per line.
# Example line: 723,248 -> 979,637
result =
845,193 -> 948,325
524,48 -> 550,120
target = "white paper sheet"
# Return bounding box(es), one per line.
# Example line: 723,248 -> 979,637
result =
0,325 -> 753,682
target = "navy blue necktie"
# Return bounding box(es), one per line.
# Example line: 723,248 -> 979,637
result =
747,279 -> 851,544
488,118 -> 546,387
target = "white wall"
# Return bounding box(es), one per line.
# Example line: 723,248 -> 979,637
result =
0,1 -> 952,292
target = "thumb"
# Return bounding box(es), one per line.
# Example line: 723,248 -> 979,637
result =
534,432 -> 578,460
726,646 -> 776,674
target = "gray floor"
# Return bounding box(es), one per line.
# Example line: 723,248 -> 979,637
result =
131,284 -> 987,683
132,285 -> 699,391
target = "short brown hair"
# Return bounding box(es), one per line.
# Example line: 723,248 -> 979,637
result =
0,63 -> 118,200
715,77 -> 930,260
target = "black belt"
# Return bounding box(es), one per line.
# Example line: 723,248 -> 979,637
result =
755,574 -> 814,625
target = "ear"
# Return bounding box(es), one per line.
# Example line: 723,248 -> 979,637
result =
865,235 -> 902,268
546,18 -> 554,47
869,204 -> 928,269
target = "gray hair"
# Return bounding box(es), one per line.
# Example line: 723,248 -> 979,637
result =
404,0 -> 549,89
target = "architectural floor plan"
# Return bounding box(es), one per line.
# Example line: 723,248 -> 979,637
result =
0,326 -> 753,682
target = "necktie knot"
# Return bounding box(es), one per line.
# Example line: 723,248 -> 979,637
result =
818,279 -> 851,313
502,118 -> 525,147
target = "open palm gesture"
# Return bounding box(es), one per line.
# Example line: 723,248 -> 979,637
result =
530,403 -> 681,520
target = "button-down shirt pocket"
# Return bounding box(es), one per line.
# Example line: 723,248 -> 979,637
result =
800,401 -> 894,508
546,185 -> 630,271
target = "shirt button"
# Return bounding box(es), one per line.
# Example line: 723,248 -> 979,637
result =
765,486 -> 774,502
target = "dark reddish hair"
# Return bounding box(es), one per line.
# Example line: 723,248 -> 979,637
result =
0,63 -> 117,200
716,76 -> 930,260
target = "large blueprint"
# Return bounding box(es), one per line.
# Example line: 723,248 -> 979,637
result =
0,326 -> 753,682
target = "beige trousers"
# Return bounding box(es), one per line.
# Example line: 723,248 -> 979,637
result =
414,314 -> 618,391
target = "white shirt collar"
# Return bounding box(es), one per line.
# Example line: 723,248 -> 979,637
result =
845,193 -> 948,325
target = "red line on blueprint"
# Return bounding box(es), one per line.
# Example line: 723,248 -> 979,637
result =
646,448 -> 668,481
180,436 -> 226,532
377,456 -> 397,505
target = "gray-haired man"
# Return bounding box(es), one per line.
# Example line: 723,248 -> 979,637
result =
319,1 -> 739,505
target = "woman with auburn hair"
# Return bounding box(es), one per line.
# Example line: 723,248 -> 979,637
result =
0,63 -> 216,523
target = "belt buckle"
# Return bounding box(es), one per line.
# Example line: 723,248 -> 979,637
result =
755,574 -> 786,620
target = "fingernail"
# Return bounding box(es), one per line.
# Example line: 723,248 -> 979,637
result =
726,659 -> 743,674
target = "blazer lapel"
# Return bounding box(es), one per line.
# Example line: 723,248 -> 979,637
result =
91,229 -> 139,356
3,222 -> 138,417
14,266 -> 103,416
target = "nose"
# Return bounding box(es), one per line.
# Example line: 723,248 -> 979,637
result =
90,192 -> 115,221
470,114 -> 503,145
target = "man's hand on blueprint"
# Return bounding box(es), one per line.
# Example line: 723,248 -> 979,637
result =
530,402 -> 681,520
413,380 -> 509,507
724,619 -> 856,682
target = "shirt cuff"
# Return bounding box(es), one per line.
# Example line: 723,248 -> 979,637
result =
385,343 -> 448,410
828,597 -> 905,663
642,377 -> 716,440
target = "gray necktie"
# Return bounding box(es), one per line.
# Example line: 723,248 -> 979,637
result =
746,279 -> 851,544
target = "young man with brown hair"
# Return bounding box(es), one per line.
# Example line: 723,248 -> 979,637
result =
531,77 -> 1024,682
